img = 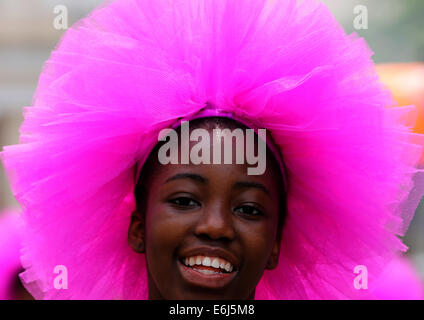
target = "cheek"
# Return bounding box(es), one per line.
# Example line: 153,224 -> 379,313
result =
142,201 -> 191,296
144,201 -> 191,266
238,218 -> 278,269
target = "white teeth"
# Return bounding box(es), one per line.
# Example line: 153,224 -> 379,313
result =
194,268 -> 221,275
182,255 -> 234,272
211,258 -> 220,269
202,257 -> 211,267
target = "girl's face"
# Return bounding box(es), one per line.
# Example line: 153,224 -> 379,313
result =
129,122 -> 284,299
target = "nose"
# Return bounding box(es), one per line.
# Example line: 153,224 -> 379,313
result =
194,203 -> 236,242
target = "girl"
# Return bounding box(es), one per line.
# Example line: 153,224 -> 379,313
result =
1,0 -> 423,299
129,115 -> 286,299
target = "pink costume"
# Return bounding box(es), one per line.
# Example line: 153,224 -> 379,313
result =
372,256 -> 423,300
1,0 -> 423,299
0,210 -> 23,300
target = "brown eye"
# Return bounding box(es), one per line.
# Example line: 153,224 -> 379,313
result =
234,204 -> 264,216
169,197 -> 200,208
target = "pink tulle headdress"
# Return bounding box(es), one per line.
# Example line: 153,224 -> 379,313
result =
1,0 -> 424,299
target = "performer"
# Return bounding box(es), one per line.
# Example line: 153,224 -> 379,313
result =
1,0 -> 423,299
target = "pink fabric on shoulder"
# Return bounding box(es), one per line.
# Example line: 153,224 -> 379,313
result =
0,210 -> 22,300
372,256 -> 424,300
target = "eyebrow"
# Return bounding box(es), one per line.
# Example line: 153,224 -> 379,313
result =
165,173 -> 208,184
234,181 -> 271,198
165,174 -> 271,198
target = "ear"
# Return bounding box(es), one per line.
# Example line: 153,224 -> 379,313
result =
265,237 -> 281,270
128,209 -> 145,253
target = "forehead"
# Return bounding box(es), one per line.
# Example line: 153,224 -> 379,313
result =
137,117 -> 285,191
151,131 -> 281,183
153,161 -> 280,190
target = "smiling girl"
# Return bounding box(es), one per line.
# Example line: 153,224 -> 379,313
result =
129,116 -> 286,299
1,0 -> 423,299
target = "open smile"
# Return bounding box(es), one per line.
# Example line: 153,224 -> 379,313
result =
177,258 -> 238,289
177,248 -> 239,289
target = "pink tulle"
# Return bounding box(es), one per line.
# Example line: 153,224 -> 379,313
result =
371,256 -> 424,300
0,210 -> 23,300
1,0 -> 424,299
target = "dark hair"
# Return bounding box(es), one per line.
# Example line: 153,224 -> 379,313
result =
134,117 -> 287,235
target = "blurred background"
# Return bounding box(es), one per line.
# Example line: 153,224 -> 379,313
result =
0,0 -> 423,297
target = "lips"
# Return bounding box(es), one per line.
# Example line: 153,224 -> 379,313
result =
177,247 -> 239,289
